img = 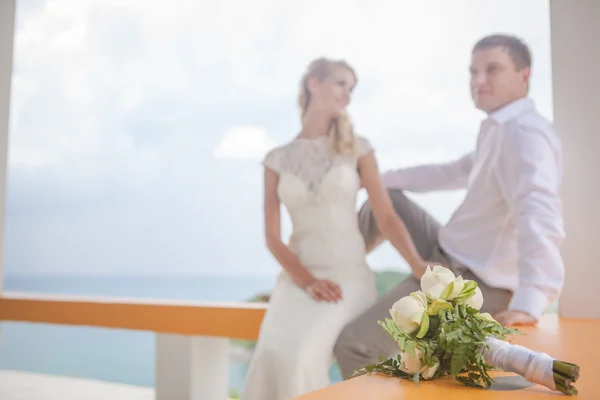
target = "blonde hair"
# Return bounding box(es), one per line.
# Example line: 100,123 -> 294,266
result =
298,57 -> 357,155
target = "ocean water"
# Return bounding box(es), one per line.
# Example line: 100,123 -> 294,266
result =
0,274 -> 347,396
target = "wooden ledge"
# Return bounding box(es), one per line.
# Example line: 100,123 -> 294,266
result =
295,315 -> 599,400
0,292 -> 267,340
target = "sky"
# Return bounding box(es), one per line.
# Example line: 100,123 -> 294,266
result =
4,0 -> 554,276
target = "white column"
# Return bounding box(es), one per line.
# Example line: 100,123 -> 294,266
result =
550,0 -> 600,319
155,334 -> 231,400
0,0 -> 15,295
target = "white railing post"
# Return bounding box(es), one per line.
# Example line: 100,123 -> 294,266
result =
0,0 -> 15,305
550,0 -> 600,319
155,334 -> 231,400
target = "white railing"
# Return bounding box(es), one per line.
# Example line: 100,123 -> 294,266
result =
0,291 -> 267,400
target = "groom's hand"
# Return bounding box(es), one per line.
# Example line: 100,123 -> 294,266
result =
493,310 -> 536,327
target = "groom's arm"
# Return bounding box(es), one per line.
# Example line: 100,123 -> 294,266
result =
381,152 -> 475,192
495,125 -> 565,322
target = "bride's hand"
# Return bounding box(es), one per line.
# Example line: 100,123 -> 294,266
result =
411,261 -> 428,280
411,260 -> 448,280
305,279 -> 343,302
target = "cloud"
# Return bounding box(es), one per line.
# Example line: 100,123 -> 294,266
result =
5,0 -> 553,276
214,126 -> 276,161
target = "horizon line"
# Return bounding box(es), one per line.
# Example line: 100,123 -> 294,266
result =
2,268 -> 409,278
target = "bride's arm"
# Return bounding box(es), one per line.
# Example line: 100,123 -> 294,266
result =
365,236 -> 385,254
264,167 -> 317,289
357,152 -> 427,277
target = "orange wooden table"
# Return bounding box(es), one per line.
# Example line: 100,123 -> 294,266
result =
294,315 -> 598,400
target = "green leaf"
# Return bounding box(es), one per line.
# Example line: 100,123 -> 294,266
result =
428,299 -> 453,315
453,280 -> 478,302
406,340 -> 416,358
461,279 -> 478,293
398,336 -> 406,350
350,355 -> 415,381
440,281 -> 454,301
416,312 -> 430,339
412,371 -> 421,386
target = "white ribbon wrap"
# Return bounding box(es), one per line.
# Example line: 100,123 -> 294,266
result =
483,337 -> 556,391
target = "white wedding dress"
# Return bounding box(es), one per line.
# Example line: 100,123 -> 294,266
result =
242,135 -> 378,400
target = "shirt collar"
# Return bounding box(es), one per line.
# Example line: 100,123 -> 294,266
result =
487,97 -> 534,125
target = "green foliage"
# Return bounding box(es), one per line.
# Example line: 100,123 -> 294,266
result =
437,303 -> 518,388
352,282 -> 521,391
354,353 -> 414,380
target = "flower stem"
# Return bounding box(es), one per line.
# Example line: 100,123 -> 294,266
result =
553,360 -> 580,395
555,381 -> 578,396
553,360 -> 580,381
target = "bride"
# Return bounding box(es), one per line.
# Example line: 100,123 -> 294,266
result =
242,57 -> 431,400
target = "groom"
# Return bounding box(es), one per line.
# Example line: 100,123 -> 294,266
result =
334,34 -> 566,378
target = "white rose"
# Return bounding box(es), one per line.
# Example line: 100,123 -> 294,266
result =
420,265 -> 456,300
421,360 -> 440,380
389,291 -> 428,334
398,349 -> 423,375
464,281 -> 483,310
398,349 -> 440,379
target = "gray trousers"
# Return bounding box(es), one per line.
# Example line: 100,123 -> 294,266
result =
333,189 -> 512,379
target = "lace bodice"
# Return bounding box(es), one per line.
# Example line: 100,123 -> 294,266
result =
263,135 -> 373,191
262,135 -> 374,271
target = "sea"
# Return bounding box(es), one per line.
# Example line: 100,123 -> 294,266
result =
0,274 -> 344,396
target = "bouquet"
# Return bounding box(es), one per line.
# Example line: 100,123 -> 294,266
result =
352,265 -> 580,395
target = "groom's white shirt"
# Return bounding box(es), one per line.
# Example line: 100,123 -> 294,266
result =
381,97 -> 565,320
